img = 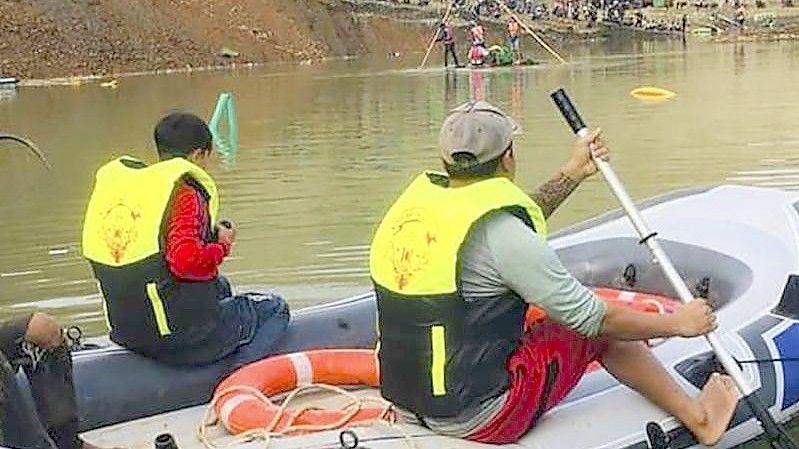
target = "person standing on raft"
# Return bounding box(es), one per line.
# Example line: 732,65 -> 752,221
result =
735,5 -> 746,27
370,100 -> 739,445
81,113 -> 289,366
467,20 -> 488,66
436,22 -> 461,68
507,17 -> 522,64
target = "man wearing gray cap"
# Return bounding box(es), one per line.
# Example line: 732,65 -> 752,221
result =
369,101 -> 737,444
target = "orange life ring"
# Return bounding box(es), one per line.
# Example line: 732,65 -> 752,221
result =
525,288 -> 679,374
593,287 -> 679,314
213,349 -> 388,435
525,287 -> 679,329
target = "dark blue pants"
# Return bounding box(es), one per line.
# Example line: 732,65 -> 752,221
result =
216,290 -> 291,369
135,277 -> 291,367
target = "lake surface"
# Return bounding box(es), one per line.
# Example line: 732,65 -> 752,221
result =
1,37 -> 798,345
3,34 -> 799,449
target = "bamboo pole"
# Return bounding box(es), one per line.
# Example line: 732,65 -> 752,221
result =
496,1 -> 567,64
418,2 -> 455,70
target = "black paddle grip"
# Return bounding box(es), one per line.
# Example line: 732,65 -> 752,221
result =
550,89 -> 586,134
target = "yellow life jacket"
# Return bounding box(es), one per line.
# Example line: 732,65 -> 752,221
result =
82,156 -> 225,354
370,171 -> 546,418
83,156 -> 218,266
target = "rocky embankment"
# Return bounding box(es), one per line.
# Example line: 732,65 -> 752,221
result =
0,0 -> 432,80
2,0 -> 797,81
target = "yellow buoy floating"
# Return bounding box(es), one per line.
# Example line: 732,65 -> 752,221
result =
630,86 -> 676,101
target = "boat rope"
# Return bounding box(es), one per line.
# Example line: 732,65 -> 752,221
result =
198,383 -> 418,449
735,357 -> 799,365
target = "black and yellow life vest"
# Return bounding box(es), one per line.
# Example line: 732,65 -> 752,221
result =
82,156 -> 227,355
370,171 -> 547,418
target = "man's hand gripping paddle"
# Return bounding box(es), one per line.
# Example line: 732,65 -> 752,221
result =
550,88 -> 798,449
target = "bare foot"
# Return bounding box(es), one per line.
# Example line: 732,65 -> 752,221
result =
689,373 -> 739,446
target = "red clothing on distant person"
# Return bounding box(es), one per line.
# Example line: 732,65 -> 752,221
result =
165,181 -> 230,281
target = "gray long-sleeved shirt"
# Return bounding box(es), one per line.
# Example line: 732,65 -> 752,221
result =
398,211 -> 607,436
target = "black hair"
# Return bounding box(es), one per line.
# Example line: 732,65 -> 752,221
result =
444,152 -> 502,179
443,146 -> 512,179
153,112 -> 213,160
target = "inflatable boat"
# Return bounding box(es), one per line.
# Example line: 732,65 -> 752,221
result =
24,184 -> 799,449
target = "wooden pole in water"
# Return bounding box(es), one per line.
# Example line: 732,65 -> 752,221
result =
496,1 -> 567,64
418,2 -> 455,70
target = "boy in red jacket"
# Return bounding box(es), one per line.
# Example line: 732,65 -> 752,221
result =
83,113 -> 289,366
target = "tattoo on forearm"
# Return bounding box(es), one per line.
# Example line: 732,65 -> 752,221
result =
530,172 -> 580,218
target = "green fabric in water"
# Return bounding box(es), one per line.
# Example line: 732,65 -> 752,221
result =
208,92 -> 239,159
489,46 -> 514,66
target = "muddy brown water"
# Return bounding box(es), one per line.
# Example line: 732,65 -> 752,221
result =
2,38 -> 799,445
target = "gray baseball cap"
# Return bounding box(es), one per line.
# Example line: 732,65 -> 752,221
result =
439,101 -> 519,166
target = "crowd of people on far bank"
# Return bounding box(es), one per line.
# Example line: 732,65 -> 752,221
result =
432,1 -> 688,70
399,0 -> 790,15
430,0 -> 691,66
405,0 -> 793,38
453,0 -> 692,34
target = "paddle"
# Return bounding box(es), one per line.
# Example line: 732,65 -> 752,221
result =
549,88 -> 799,449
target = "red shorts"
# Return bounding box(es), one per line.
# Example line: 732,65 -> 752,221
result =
467,320 -> 609,444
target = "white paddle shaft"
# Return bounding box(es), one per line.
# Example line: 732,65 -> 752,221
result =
576,127 -> 754,396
